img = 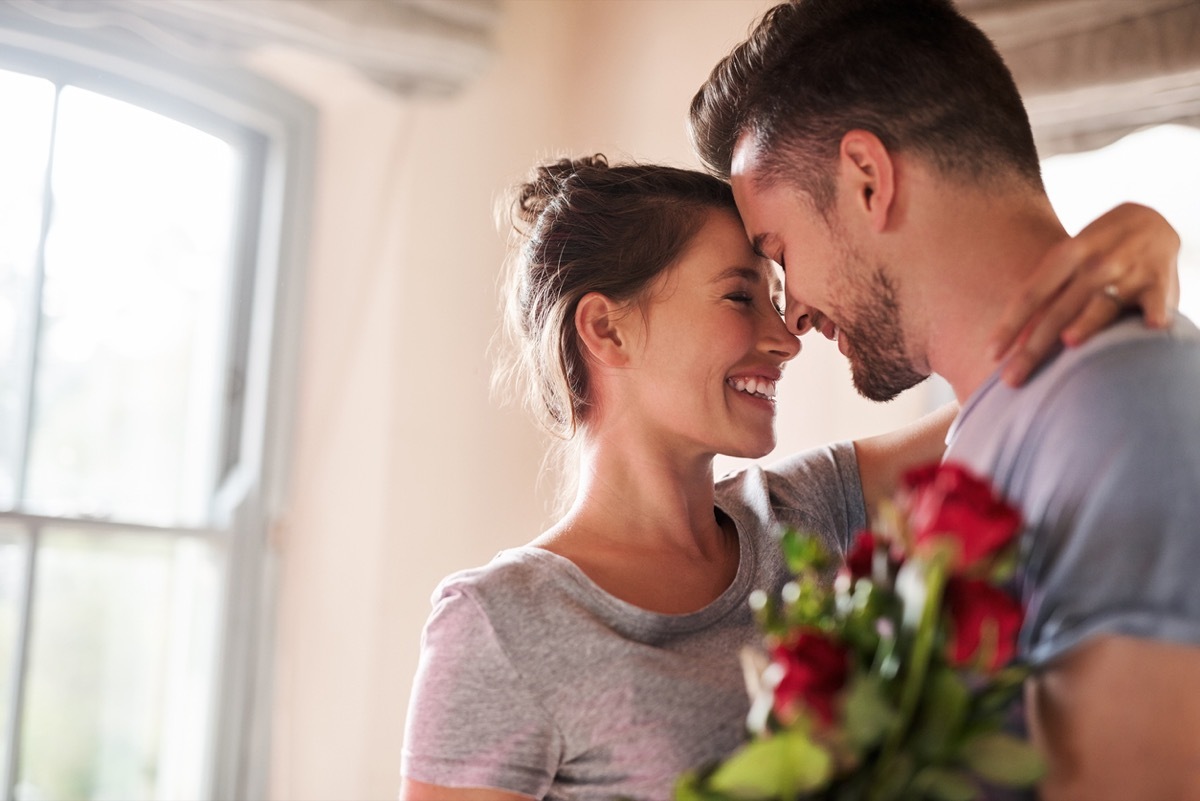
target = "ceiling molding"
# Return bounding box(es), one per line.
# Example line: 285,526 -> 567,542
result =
2,0 -> 501,95
966,0 -> 1190,50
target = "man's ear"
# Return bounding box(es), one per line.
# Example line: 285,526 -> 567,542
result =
575,291 -> 634,367
839,129 -> 896,233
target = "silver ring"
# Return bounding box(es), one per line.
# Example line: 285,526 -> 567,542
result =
1102,283 -> 1122,304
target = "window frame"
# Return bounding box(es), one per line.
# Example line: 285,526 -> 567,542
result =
0,8 -> 314,801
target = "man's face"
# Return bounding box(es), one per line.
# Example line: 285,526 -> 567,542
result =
729,140 -> 927,402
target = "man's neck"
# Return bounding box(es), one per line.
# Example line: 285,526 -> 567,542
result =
911,191 -> 1070,403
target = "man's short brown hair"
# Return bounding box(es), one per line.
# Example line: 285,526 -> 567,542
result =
689,0 -> 1044,210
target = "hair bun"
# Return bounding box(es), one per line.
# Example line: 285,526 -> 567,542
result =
514,154 -> 609,226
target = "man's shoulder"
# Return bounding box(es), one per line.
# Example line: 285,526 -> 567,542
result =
1030,314 -> 1200,419
948,315 -> 1200,473
1043,312 -> 1200,379
969,315 -> 1198,411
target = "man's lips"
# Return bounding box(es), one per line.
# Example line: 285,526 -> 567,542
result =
813,315 -> 850,356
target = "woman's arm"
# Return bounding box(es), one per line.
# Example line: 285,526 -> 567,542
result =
401,778 -> 534,801
853,402 -> 956,514
401,588 -> 558,801
989,202 -> 1181,386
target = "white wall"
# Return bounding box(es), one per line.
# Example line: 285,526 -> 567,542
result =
252,2 -> 932,798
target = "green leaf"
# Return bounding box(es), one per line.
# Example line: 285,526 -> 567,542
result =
841,580 -> 894,654
960,732 -> 1046,786
708,730 -> 834,799
866,750 -> 915,801
782,573 -> 836,630
911,667 -> 969,760
843,673 -> 896,751
674,771 -> 729,801
781,529 -> 830,576
909,767 -> 979,801
985,543 -> 1019,584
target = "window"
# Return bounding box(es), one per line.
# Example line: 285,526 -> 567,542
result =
1042,124 -> 1200,324
0,15 -> 312,801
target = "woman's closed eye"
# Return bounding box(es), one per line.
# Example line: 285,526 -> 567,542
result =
726,291 -> 785,318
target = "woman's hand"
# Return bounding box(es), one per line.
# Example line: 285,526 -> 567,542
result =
988,202 -> 1180,386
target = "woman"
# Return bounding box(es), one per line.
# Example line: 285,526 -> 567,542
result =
400,156 -> 1178,801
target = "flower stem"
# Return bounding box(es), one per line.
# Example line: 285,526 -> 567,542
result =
868,555 -> 949,800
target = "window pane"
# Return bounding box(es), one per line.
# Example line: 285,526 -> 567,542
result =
0,71 -> 55,510
1042,124 -> 1200,323
26,86 -> 240,527
17,528 -> 222,801
0,521 -> 30,793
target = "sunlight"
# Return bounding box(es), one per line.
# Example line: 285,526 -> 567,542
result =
1042,124 -> 1200,323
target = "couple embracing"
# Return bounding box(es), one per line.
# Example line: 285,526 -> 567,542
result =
402,2 -> 1200,800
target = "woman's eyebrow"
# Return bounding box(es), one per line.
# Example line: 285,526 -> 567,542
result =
712,266 -> 763,284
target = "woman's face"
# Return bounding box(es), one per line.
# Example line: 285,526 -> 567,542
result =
623,207 -> 801,460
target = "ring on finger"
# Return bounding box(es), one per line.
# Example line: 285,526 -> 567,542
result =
1102,283 -> 1123,305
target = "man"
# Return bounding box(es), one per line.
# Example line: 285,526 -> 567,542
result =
690,1 -> 1200,799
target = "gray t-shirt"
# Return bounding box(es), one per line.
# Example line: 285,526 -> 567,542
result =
401,443 -> 865,800
945,314 -> 1200,667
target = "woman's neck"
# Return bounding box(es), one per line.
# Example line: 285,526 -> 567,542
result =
556,434 -> 725,555
530,436 -> 739,614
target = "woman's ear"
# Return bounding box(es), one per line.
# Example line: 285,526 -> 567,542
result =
575,291 -> 633,367
839,129 -> 896,233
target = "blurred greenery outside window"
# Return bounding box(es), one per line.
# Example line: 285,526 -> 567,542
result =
0,19 -> 311,801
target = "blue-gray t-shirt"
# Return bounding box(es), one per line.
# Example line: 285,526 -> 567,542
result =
945,314 -> 1200,666
401,443 -> 864,800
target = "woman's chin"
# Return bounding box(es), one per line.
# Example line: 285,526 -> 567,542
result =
722,434 -> 776,461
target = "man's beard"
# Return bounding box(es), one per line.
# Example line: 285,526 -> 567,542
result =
839,266 -> 928,403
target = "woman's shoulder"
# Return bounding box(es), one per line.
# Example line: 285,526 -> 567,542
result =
715,441 -> 865,557
435,547 -> 552,597
716,441 -> 858,506
431,547 -> 584,624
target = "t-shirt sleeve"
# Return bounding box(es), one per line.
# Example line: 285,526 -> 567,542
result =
1017,340 -> 1200,667
401,583 -> 561,796
765,440 -> 867,558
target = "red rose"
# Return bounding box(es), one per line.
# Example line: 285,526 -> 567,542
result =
770,631 -> 851,726
843,531 -> 878,582
943,577 -> 1023,673
903,463 -> 1022,572
840,530 -> 904,584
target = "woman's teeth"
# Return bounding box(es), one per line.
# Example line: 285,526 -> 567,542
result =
727,376 -> 777,400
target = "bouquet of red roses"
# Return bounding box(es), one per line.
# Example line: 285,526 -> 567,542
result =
677,463 -> 1044,801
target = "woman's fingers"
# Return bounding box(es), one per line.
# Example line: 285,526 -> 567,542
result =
999,288 -> 1118,387
988,238 -> 1081,362
991,203 -> 1180,387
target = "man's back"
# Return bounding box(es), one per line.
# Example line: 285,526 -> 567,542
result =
946,313 -> 1200,800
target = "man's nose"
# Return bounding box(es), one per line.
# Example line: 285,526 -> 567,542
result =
785,298 -> 815,336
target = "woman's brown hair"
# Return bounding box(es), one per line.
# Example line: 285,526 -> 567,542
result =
497,154 -> 737,439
